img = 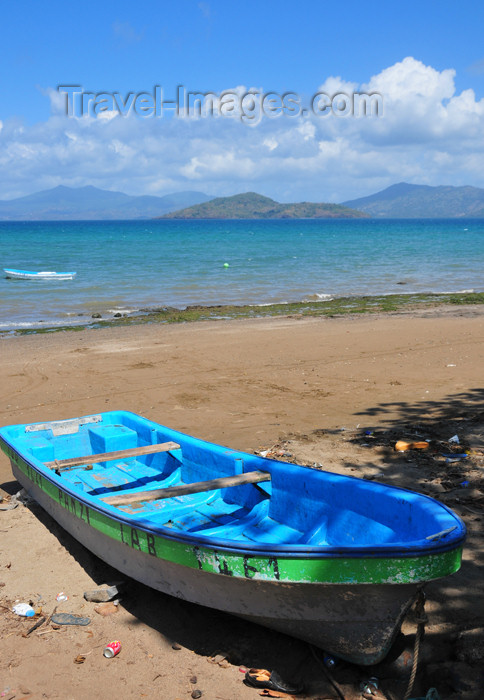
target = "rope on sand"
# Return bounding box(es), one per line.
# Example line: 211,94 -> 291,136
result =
403,590 -> 428,700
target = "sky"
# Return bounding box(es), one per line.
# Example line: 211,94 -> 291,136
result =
1,0 -> 484,202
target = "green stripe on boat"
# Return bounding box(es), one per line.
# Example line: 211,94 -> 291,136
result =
5,446 -> 462,585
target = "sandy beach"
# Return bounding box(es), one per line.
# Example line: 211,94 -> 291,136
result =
1,306 -> 484,699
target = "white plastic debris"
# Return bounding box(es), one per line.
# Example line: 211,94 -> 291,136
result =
449,435 -> 460,444
12,603 -> 35,617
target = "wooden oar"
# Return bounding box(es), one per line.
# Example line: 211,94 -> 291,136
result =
45,442 -> 180,472
102,470 -> 271,507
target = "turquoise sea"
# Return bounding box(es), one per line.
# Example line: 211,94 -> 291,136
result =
0,218 -> 483,331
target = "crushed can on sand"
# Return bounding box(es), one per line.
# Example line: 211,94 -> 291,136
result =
103,640 -> 121,658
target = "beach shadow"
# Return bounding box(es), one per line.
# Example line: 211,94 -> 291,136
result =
355,386 -> 484,426
1,478 -> 23,496
316,386 -> 484,694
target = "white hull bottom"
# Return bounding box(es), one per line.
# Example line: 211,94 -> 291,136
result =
13,464 -> 418,665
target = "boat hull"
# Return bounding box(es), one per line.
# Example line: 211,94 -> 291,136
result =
7,456 -> 444,665
4,268 -> 76,280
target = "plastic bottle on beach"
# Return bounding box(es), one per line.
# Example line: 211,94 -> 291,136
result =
12,603 -> 35,617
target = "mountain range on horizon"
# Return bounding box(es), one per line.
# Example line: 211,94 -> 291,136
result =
1,182 -> 484,220
0,185 -> 213,220
343,182 -> 484,218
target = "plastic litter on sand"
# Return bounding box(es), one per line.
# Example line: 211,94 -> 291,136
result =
12,603 -> 35,617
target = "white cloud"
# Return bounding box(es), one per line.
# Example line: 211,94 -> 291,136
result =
359,57 -> 484,146
2,57 -> 484,202
263,137 -> 278,151
365,56 -> 455,102
318,75 -> 359,96
297,121 -> 316,141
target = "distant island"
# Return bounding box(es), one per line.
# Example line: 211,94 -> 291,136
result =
161,192 -> 366,219
343,182 -> 484,218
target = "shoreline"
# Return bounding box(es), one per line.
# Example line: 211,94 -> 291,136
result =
2,290 -> 484,336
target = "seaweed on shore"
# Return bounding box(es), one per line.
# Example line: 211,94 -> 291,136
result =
4,291 -> 484,336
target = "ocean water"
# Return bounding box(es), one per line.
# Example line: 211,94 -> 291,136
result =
0,218 -> 483,331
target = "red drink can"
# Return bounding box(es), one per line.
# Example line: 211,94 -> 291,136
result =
103,640 -> 121,658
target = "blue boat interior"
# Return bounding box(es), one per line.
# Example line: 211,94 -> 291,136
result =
3,411 -> 464,550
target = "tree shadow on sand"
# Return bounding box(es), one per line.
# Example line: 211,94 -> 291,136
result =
348,386 -> 484,626
289,386 -> 484,697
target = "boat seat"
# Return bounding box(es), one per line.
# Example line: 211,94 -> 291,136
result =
88,424 -> 138,454
18,437 -> 55,462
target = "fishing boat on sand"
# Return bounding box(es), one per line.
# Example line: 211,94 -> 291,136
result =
0,411 -> 466,665
4,268 -> 77,280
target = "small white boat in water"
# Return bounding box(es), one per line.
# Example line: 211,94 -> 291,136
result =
4,268 -> 77,281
